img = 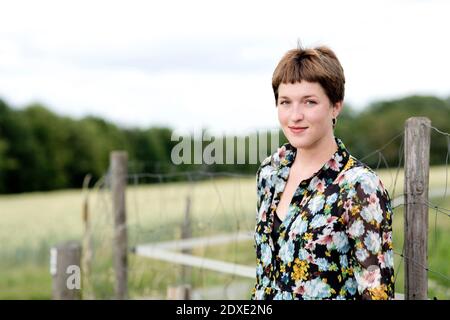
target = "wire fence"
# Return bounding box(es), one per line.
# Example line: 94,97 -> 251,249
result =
82,122 -> 450,300
362,124 -> 450,297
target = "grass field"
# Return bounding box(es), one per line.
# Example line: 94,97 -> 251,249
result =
0,165 -> 449,299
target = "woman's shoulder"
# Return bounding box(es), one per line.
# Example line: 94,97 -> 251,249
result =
341,155 -> 389,196
255,153 -> 275,185
255,142 -> 292,180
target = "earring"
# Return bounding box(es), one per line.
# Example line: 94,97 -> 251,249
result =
332,118 -> 337,128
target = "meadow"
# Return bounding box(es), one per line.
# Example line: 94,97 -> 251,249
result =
0,166 -> 449,299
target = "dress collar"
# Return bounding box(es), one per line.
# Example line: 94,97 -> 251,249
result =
272,136 -> 351,191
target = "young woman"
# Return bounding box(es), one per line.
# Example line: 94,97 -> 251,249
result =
251,45 -> 395,300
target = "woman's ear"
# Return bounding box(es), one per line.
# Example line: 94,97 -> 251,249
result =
332,101 -> 344,118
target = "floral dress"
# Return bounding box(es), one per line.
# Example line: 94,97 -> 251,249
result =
251,137 -> 395,300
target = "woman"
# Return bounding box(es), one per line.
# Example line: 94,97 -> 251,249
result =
251,45 -> 395,300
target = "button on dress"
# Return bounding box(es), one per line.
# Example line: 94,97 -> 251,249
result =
251,137 -> 395,300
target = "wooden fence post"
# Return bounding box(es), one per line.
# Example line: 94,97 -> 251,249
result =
51,241 -> 82,300
81,174 -> 94,299
111,151 -> 128,300
181,194 -> 192,285
404,117 -> 431,300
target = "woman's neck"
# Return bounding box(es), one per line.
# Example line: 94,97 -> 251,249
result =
293,135 -> 338,170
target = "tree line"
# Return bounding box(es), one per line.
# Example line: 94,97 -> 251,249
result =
0,95 -> 449,194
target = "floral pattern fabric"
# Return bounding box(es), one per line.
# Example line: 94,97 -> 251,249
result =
251,137 -> 395,300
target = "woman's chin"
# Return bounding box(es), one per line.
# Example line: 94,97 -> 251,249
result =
287,136 -> 309,148
287,135 -> 311,149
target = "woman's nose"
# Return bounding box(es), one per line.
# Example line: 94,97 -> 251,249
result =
290,104 -> 304,121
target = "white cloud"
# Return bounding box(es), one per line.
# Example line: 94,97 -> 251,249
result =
0,0 -> 449,133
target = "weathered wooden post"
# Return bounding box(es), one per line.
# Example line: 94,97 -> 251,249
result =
111,151 -> 128,300
81,174 -> 94,299
51,241 -> 82,300
166,194 -> 193,300
181,194 -> 192,285
404,117 -> 431,300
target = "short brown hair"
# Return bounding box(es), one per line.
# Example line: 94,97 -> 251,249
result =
272,45 -> 345,105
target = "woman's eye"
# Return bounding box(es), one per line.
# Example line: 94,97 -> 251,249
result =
280,101 -> 289,105
306,100 -> 317,105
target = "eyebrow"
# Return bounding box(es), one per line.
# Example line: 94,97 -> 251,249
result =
278,95 -> 318,99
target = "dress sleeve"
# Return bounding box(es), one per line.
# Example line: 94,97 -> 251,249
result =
251,166 -> 262,300
255,159 -> 271,223
345,172 -> 395,300
251,156 -> 273,300
255,166 -> 264,222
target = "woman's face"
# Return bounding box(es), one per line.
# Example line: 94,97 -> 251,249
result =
277,81 -> 341,150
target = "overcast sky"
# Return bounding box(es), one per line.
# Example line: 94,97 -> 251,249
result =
0,0 -> 449,134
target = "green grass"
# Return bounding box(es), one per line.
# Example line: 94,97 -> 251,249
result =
391,195 -> 450,299
0,165 -> 449,299
0,263 -> 50,299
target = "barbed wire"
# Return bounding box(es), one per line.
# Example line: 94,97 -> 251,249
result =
393,243 -> 405,287
394,250 -> 450,283
359,131 -> 404,162
429,124 -> 450,137
125,171 -> 254,181
392,201 -> 450,218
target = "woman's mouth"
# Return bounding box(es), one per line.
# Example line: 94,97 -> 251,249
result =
288,126 -> 308,134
